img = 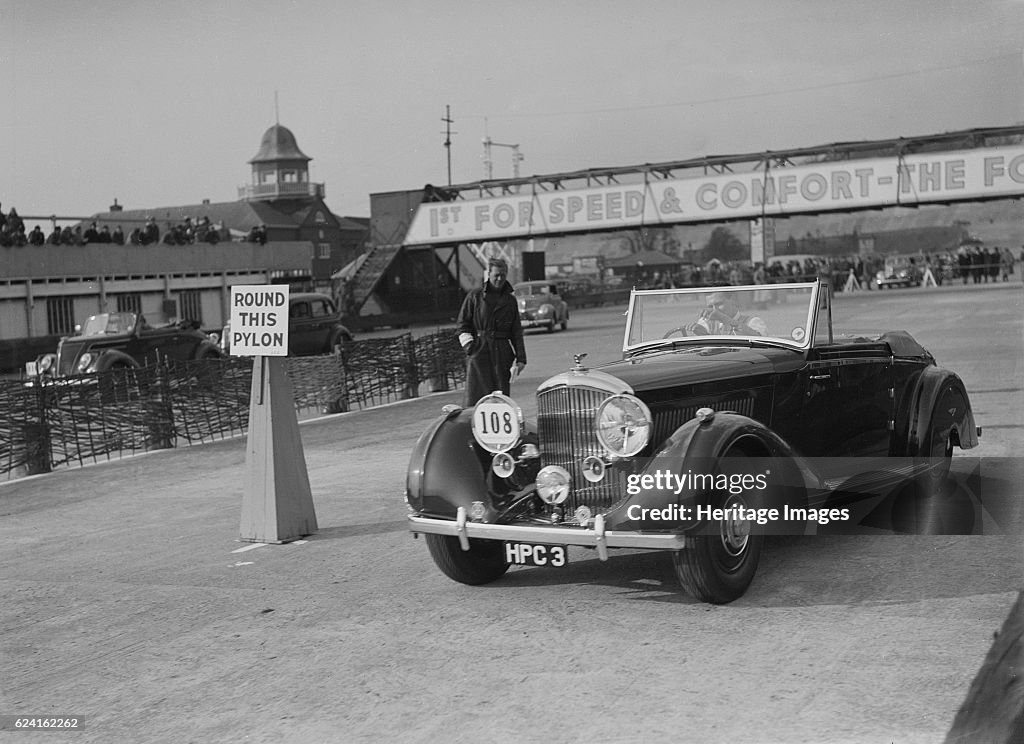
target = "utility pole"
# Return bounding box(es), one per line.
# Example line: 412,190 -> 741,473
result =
441,105 -> 455,186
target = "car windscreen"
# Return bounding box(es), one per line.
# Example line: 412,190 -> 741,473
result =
514,284 -> 542,297
624,283 -> 817,351
80,312 -> 137,336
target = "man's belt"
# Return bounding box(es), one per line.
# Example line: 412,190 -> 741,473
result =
478,331 -> 511,340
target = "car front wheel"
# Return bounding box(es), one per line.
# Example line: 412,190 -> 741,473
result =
424,533 -> 510,585
672,452 -> 764,604
673,498 -> 763,604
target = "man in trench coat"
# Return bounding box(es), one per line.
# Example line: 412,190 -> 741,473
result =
457,257 -> 527,406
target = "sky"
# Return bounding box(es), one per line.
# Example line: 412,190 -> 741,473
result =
1,0 -> 1023,222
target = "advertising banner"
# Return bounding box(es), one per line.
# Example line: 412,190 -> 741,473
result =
404,145 -> 1024,245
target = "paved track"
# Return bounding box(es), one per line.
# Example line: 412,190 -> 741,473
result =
1,282 -> 1021,744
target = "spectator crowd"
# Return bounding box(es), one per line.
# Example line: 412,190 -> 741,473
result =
0,202 -> 269,248
610,246 -> 1020,293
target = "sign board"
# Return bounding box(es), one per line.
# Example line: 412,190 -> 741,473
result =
229,285 -> 289,356
750,218 -> 766,265
404,145 -> 1024,245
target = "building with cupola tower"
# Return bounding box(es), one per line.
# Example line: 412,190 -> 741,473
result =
74,122 -> 368,289
240,123 -> 321,201
0,122 -> 369,371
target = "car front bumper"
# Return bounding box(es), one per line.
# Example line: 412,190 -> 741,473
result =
409,507 -> 690,561
520,317 -> 554,328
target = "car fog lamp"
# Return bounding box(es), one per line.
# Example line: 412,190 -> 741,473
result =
574,505 -> 593,524
471,392 -> 523,454
581,455 -> 606,483
595,394 -> 652,457
519,443 -> 540,459
536,465 -> 571,505
491,452 -> 516,479
468,501 -> 487,521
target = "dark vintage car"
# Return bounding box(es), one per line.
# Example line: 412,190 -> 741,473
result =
406,281 -> 980,604
514,280 -> 569,333
220,292 -> 352,356
32,311 -> 222,378
875,256 -> 924,289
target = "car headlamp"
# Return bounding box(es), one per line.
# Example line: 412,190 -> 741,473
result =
538,303 -> 554,315
595,394 -> 652,457
37,354 -> 55,373
471,392 -> 523,454
76,352 -> 94,372
536,465 -> 571,504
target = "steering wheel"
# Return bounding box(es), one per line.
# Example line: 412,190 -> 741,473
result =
662,325 -> 690,339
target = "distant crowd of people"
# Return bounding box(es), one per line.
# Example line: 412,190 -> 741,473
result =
621,246 -> 1021,293
0,201 -> 270,248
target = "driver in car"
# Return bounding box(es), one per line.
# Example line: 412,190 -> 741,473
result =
688,292 -> 767,336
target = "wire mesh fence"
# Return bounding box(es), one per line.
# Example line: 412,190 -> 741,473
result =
0,329 -> 465,480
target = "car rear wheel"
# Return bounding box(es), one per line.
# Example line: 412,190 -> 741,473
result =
672,452 -> 763,604
894,432 -> 970,534
424,533 -> 510,585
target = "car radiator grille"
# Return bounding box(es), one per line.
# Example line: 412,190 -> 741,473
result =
537,386 -> 755,516
537,385 -> 627,515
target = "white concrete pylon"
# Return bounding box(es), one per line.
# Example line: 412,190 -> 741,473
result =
240,356 -> 318,543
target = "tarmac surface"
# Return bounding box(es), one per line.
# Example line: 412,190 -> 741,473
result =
1,281 -> 1022,744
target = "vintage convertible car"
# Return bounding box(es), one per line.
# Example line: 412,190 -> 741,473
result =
406,281 -> 980,604
514,280 -> 569,332
31,311 -> 222,378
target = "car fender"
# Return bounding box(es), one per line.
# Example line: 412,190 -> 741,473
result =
903,366 -> 979,455
602,412 -> 813,532
407,407 -> 538,520
194,340 -> 224,359
93,349 -> 138,371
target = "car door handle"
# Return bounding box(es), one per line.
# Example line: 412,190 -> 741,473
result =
809,373 -> 831,380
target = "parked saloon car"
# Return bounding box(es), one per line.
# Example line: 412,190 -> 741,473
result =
407,281 -> 980,604
876,256 -> 924,289
514,280 -> 569,332
32,312 -> 222,378
220,292 -> 353,356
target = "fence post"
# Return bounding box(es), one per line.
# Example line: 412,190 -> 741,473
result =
425,333 -> 450,393
401,333 -> 419,400
144,361 -> 175,451
320,347 -> 350,414
23,382 -> 52,475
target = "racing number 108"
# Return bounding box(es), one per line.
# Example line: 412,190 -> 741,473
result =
478,410 -> 514,434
